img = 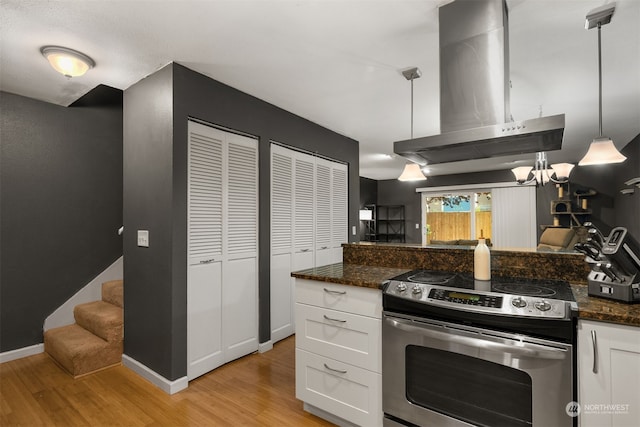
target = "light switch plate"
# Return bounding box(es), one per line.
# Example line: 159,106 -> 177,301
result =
137,230 -> 149,247
352,225 -> 356,235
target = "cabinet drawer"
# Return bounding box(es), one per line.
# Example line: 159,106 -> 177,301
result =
296,348 -> 382,427
295,303 -> 381,373
295,279 -> 382,318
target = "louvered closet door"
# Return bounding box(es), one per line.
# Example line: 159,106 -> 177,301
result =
331,164 -> 348,263
293,153 -> 315,271
187,121 -> 224,379
270,145 -> 295,343
315,158 -> 333,267
222,133 -> 259,362
187,121 -> 258,381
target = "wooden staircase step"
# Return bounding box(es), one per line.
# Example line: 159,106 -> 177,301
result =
102,279 -> 123,308
74,301 -> 123,342
44,324 -> 122,378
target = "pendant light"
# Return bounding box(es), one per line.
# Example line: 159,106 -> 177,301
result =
579,3 -> 626,166
397,67 -> 427,182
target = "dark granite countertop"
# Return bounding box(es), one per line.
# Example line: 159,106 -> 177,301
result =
571,284 -> 640,326
290,263 -> 410,289
292,262 -> 640,327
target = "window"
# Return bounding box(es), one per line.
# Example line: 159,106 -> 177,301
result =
424,192 -> 492,243
418,183 -> 537,248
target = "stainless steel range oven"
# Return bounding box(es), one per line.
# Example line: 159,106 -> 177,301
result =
382,270 -> 578,427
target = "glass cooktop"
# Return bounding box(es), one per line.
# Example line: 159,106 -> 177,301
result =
390,269 -> 575,302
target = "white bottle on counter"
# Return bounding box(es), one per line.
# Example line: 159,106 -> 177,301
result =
474,238 -> 491,280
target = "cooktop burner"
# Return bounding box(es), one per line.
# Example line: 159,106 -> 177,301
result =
492,283 -> 557,298
407,271 -> 457,284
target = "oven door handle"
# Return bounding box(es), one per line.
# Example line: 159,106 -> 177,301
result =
386,317 -> 568,360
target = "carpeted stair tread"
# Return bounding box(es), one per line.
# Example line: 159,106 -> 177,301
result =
44,324 -> 122,377
102,279 -> 123,308
74,301 -> 123,342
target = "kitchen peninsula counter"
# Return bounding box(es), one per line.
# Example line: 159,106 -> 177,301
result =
290,262 -> 410,290
291,242 -> 640,327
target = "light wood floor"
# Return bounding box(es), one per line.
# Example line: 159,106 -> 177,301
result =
0,336 -> 335,426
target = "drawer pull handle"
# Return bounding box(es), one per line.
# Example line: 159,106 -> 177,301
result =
323,288 -> 346,295
323,363 -> 347,374
323,314 -> 346,323
200,258 -> 216,264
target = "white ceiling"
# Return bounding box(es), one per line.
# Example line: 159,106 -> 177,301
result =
1,0 -> 638,180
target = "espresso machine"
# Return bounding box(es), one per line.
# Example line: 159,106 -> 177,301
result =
575,223 -> 640,303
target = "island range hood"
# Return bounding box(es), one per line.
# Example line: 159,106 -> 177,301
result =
394,0 -> 565,166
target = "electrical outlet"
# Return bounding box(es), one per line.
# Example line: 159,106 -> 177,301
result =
416,223 -> 420,229
352,225 -> 357,235
137,230 -> 149,247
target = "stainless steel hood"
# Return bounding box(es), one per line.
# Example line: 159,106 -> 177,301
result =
394,0 -> 564,166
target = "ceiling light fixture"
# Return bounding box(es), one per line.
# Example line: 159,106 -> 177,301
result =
41,46 -> 95,78
578,3 -> 626,166
397,67 -> 427,182
511,152 -> 575,185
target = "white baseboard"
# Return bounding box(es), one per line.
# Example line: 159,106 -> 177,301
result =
258,340 -> 273,353
122,354 -> 188,395
0,343 -> 44,363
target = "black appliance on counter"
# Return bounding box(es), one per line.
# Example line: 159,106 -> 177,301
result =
382,270 -> 578,427
575,224 -> 640,303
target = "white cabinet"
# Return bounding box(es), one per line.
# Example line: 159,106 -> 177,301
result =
187,121 -> 258,380
295,279 -> 382,427
270,144 -> 349,344
578,320 -> 640,427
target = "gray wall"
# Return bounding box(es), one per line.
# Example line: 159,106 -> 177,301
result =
1,89 -> 123,352
122,66 -> 180,378
123,63 -> 359,381
613,136 -> 640,241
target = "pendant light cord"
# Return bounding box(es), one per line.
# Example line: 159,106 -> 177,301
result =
598,22 -> 603,137
410,76 -> 414,139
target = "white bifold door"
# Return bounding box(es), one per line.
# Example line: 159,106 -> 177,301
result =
187,121 -> 259,380
270,143 -> 348,344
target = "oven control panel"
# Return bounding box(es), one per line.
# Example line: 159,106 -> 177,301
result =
429,289 -> 503,308
386,281 -> 569,319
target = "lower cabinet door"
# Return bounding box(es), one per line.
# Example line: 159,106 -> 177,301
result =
578,320 -> 640,427
296,348 -> 382,427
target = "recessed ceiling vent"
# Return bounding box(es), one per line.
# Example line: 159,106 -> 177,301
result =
394,0 -> 565,165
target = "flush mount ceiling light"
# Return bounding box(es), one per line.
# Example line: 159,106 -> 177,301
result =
397,67 -> 427,182
579,3 -> 627,166
511,152 -> 575,185
41,46 -> 95,78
